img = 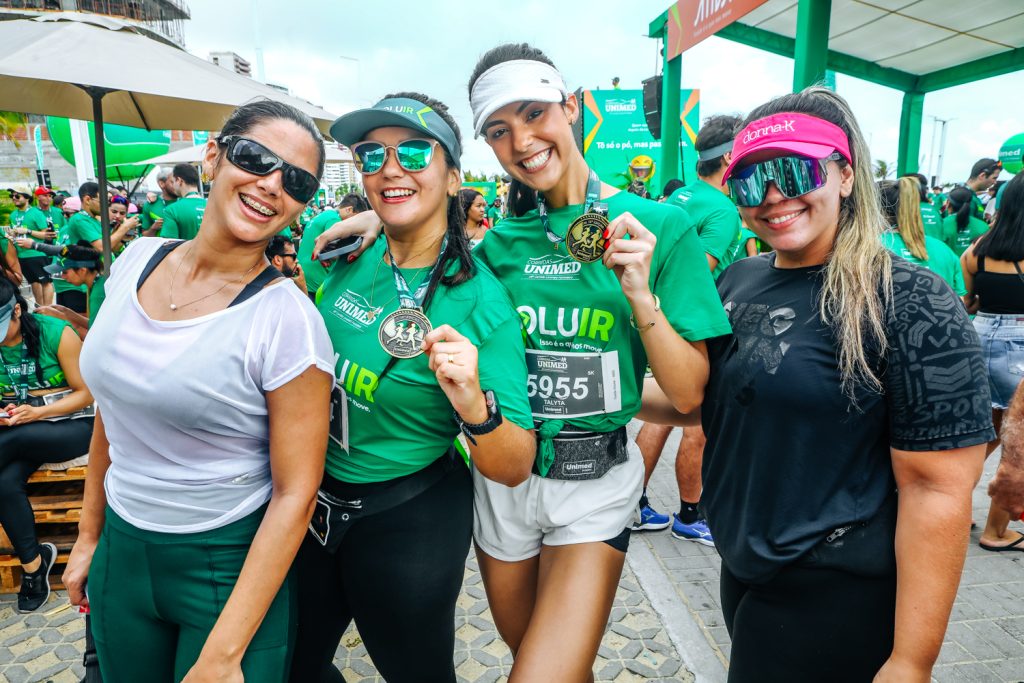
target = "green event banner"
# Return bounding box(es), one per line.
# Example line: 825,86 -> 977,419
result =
581,89 -> 700,194
461,181 -> 498,204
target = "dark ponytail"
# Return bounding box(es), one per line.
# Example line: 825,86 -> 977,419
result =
0,279 -> 44,384
948,186 -> 974,232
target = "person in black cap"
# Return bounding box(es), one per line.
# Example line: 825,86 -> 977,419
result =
0,276 -> 93,613
289,92 -> 534,683
35,243 -> 106,338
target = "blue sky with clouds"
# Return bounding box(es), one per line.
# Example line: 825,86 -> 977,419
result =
183,0 -> 1022,185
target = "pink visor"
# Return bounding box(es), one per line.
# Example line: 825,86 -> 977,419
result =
722,113 -> 852,182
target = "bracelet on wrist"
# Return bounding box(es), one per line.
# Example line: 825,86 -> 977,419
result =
629,294 -> 661,333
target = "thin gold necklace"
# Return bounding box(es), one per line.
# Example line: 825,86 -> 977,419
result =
168,243 -> 265,312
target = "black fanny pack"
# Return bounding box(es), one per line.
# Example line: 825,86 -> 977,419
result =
800,490 -> 898,578
309,450 -> 456,554
534,426 -> 629,481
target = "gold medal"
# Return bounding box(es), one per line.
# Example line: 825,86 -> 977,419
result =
564,211 -> 610,263
378,308 -> 431,358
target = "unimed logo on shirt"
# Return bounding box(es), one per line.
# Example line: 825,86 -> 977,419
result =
523,254 -> 582,280
330,289 -> 382,330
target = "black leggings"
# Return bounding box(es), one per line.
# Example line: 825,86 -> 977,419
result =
56,289 -> 88,314
289,462 -> 473,683
0,418 -> 93,562
720,561 -> 896,683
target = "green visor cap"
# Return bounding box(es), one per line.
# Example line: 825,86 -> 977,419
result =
330,97 -> 462,169
45,259 -> 98,275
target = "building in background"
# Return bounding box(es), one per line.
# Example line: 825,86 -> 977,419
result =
209,51 -> 252,78
0,0 -> 190,46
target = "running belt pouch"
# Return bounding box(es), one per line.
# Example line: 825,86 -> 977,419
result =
800,491 -> 898,578
308,451 -> 456,553
542,427 -> 629,481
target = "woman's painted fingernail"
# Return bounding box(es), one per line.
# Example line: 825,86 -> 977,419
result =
347,254 -> 356,262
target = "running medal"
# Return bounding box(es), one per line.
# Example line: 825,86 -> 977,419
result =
377,234 -> 448,359
378,307 -> 432,358
537,168 -> 608,263
564,204 -> 609,263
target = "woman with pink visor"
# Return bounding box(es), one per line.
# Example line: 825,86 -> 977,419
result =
695,87 -> 993,681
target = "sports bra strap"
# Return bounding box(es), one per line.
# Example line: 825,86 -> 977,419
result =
229,265 -> 284,307
137,240 -> 185,290
136,240 -> 284,308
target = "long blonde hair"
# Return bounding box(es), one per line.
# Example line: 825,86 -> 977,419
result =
880,177 -> 929,260
744,87 -> 893,397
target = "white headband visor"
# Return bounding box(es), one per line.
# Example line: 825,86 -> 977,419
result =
471,60 -> 568,138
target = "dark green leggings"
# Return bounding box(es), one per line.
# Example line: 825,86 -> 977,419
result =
90,505 -> 295,683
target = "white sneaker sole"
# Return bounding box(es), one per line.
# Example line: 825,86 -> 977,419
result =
631,521 -> 672,531
671,531 -> 716,547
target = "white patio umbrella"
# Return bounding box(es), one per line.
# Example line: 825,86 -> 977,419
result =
0,12 -> 338,263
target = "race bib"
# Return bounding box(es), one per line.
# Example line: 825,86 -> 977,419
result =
329,384 -> 350,453
525,349 -> 621,419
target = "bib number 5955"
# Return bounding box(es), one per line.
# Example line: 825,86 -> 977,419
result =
524,349 -> 620,419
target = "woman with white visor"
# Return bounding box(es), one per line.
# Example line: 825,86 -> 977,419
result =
316,43 -> 730,681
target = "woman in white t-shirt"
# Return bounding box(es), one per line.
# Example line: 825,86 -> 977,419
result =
62,100 -> 335,683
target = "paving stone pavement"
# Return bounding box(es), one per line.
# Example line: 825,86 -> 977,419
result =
632,422 -> 1024,683
0,548 -> 692,683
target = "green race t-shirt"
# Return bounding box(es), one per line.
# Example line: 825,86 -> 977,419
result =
87,275 -> 107,327
995,182 -> 1007,212
0,314 -> 71,397
879,232 -> 966,296
42,205 -> 65,231
299,209 -> 339,295
486,206 -> 502,226
140,196 -> 174,231
159,194 -> 206,240
730,228 -> 760,263
475,190 -> 731,434
10,207 -> 48,258
54,212 -> 102,294
318,239 -> 533,483
941,214 -> 989,256
920,202 -> 943,240
667,178 -> 740,280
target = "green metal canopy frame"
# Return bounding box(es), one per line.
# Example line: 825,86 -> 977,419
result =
650,0 -> 1024,180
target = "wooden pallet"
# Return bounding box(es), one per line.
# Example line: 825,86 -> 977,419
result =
0,466 -> 86,591
28,466 -> 88,483
0,550 -> 70,593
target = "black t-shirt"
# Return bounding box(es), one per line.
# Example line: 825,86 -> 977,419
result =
701,254 -> 994,583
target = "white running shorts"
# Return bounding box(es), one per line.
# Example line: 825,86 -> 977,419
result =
472,439 -> 644,562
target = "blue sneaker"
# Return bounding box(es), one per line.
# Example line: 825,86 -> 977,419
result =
631,505 -> 672,531
671,515 -> 715,546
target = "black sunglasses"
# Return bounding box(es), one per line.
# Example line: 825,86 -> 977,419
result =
220,135 -> 320,203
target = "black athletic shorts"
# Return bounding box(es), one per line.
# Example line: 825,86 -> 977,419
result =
18,256 -> 51,284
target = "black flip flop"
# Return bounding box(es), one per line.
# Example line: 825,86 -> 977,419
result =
979,534 -> 1024,552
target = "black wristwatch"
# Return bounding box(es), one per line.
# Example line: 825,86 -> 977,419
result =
454,390 -> 502,445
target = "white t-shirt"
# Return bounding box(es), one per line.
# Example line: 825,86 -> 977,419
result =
79,238 -> 334,533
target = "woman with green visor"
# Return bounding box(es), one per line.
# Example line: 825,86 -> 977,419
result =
317,45 -> 729,682
290,93 -> 535,683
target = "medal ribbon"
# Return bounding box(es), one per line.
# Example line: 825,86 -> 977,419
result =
537,168 -> 604,245
383,234 -> 450,310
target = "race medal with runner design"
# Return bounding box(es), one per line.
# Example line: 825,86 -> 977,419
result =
378,307 -> 431,359
564,210 -> 609,263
